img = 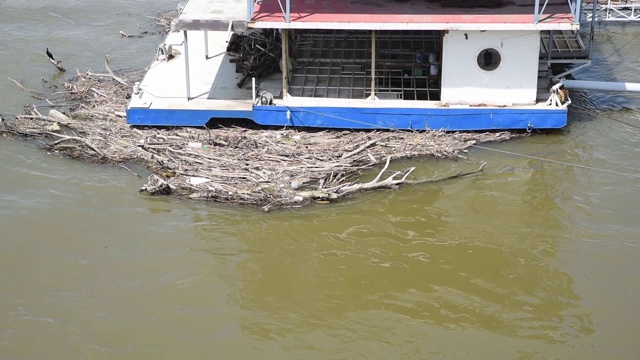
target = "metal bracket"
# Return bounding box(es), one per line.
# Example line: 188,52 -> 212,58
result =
156,43 -> 174,61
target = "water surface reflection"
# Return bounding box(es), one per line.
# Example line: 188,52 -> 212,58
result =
194,162 -> 595,357
2,5 -> 640,359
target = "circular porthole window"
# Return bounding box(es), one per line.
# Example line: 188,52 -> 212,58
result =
477,48 -> 501,71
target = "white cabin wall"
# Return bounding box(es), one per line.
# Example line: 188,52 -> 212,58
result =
440,30 -> 540,106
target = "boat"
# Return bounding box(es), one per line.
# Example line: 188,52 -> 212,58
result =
126,0 -> 589,131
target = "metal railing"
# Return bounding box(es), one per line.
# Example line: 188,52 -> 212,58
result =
247,0 -> 291,22
582,0 -> 640,21
249,0 -> 584,25
534,0 -> 583,24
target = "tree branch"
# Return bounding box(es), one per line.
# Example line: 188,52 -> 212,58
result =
47,132 -> 104,158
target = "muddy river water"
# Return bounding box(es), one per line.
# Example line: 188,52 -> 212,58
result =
1,1 -> 640,358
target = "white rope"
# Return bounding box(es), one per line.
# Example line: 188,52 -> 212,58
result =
473,144 -> 640,179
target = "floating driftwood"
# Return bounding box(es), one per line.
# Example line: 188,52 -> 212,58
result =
117,7 -> 180,39
150,7 -> 180,34
6,65 -> 525,210
3,6 -> 526,209
46,48 -> 66,72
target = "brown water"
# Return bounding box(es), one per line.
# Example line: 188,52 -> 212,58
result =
2,3 -> 640,358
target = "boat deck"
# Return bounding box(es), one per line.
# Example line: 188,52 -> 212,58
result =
128,30 -> 281,124
127,28 -> 565,130
130,28 -> 556,106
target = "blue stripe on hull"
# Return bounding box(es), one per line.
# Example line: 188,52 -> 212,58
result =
127,108 -> 253,127
127,105 -> 567,130
252,106 -> 567,130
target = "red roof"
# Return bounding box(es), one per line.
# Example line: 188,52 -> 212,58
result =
251,0 -> 576,28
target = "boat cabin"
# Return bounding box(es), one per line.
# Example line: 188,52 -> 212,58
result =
127,0 -> 584,130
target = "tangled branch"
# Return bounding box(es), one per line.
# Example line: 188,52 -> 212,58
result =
7,63 -> 524,210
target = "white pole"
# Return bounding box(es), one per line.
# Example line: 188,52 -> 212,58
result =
370,30 -> 376,100
286,0 -> 290,22
204,31 -> 209,59
184,30 -> 191,101
282,29 -> 289,99
562,80 -> 640,92
252,77 -> 256,103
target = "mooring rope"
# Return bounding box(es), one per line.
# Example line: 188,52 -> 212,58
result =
571,103 -> 640,131
472,144 -> 640,179
572,31 -> 640,77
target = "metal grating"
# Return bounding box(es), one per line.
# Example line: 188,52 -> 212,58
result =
583,0 -> 640,21
540,30 -> 588,59
288,30 -> 442,100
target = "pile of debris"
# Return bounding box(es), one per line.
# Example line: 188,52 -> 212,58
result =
228,30 -> 282,88
5,66 -> 524,210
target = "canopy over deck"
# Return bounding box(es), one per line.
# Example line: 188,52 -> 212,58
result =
175,0 -> 581,31
250,0 -> 579,30
175,0 -> 248,31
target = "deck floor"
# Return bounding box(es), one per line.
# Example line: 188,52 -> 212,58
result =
128,29 -> 562,129
129,30 -> 281,112
131,28 -> 556,110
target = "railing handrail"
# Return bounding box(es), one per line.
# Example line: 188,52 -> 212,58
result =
249,0 -> 584,25
247,0 -> 290,22
535,0 -> 582,24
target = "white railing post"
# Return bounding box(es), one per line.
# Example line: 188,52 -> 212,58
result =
247,0 -> 253,21
184,30 -> 191,100
282,29 -> 290,98
370,30 -> 376,100
286,0 -> 290,23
